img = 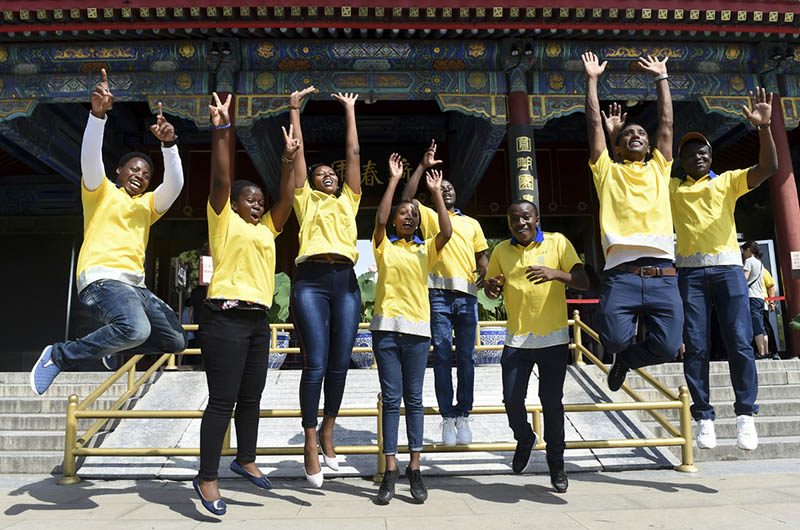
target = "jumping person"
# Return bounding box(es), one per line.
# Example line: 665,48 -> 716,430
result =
31,69 -> 186,395
288,86 -> 362,487
192,93 -> 297,516
372,155 -> 452,505
400,140 -> 488,445
582,51 -> 683,392
484,200 -> 589,493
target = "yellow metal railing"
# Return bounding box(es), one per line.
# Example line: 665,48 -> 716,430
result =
58,313 -> 698,485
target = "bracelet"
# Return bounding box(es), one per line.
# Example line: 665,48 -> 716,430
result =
215,122 -> 231,130
756,121 -> 771,130
653,73 -> 669,82
161,136 -> 178,148
281,155 -> 295,164
289,104 -> 300,110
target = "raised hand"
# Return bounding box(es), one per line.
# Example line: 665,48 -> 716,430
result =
331,92 -> 358,109
742,87 -> 773,127
388,153 -> 404,181
638,54 -> 669,77
290,86 -> 315,109
91,68 -> 114,119
601,102 -> 627,139
582,51 -> 607,79
281,124 -> 301,158
484,274 -> 504,299
526,265 -> 560,284
149,102 -> 175,142
422,139 -> 443,169
209,92 -> 231,128
425,168 -> 443,193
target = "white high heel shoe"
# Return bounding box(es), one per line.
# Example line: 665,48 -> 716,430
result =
304,466 -> 324,488
318,431 -> 339,471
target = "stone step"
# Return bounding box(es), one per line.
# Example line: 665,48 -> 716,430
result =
0,371 -> 142,384
648,417 -> 800,439
625,370 -> 799,390
0,431 -> 73,451
631,384 -> 800,402
0,383 -> 130,398
0,396 -> 122,414
638,399 -> 800,421
668,436 -> 800,461
0,451 -> 65,474
0,413 -> 95,431
629,359 -> 800,376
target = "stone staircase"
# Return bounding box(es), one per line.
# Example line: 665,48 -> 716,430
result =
630,359 -> 800,461
0,371 -> 155,473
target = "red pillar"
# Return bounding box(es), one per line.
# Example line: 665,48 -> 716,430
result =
768,95 -> 800,356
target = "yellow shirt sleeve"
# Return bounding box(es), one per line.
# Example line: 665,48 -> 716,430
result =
426,236 -> 444,268
418,203 -> 437,239
372,231 -> 387,260
729,167 -> 753,199
147,191 -> 165,226
763,268 -> 775,290
588,149 -> 612,189
486,245 -> 503,280
260,210 -> 281,238
81,175 -> 110,222
558,234 -> 582,273
293,181 -> 311,222
472,218 -> 489,253
649,148 -> 673,178
341,181 -> 362,212
207,200 -> 232,252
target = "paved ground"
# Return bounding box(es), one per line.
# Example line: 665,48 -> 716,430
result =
2,459 -> 799,529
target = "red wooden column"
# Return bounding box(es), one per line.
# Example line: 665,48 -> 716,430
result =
768,95 -> 800,356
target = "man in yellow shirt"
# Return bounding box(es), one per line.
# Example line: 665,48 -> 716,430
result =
485,200 -> 589,493
31,70 -> 187,395
401,140 -> 489,446
583,51 -> 683,392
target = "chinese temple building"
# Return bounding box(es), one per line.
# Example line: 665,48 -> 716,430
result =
2,2 -> 800,365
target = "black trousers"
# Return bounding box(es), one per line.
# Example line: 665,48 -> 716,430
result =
501,343 -> 569,471
198,307 -> 269,481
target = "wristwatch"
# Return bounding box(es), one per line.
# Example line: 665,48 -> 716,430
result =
161,135 -> 179,148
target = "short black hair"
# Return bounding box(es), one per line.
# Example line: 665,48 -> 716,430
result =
507,199 -> 538,217
616,122 -> 648,146
742,240 -> 763,260
117,152 -> 153,173
308,162 -> 343,196
231,179 -> 262,201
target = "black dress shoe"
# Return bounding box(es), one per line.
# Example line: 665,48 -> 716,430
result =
406,467 -> 428,503
512,432 -> 538,474
607,355 -> 629,391
376,468 -> 398,505
550,469 -> 569,493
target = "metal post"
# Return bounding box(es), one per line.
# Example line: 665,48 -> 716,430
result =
675,385 -> 699,473
532,410 -> 543,445
165,353 -> 178,371
127,364 -> 135,391
572,310 -> 585,365
373,392 -> 385,482
58,394 -> 82,485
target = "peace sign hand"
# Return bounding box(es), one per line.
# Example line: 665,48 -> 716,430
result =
209,92 -> 232,128
91,68 -> 114,119
281,124 -> 301,158
149,102 -> 175,142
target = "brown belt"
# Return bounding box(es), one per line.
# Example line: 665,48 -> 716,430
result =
613,264 -> 677,277
304,254 -> 353,265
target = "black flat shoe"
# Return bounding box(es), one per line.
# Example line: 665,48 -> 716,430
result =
512,432 -> 538,474
607,355 -> 629,391
376,468 -> 398,505
406,467 -> 428,503
550,469 -> 569,493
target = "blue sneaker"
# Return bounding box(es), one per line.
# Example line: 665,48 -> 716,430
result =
30,345 -> 61,396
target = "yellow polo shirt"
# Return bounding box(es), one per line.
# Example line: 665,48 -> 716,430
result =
206,201 -> 280,306
370,234 -> 441,338
293,181 -> 361,265
76,177 -> 164,292
669,169 -> 751,268
486,230 -> 581,348
589,149 -> 674,263
418,204 -> 488,297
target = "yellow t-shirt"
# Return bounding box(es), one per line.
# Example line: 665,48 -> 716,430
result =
293,181 -> 361,265
206,201 -> 281,306
370,235 -> 441,337
589,149 -> 674,261
762,268 -> 776,310
76,177 -> 164,292
418,204 -> 488,297
669,169 -> 751,268
486,231 -> 581,348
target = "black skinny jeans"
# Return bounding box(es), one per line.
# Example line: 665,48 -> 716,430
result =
198,306 -> 269,481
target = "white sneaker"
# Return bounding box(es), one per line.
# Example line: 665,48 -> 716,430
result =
441,417 -> 457,446
736,415 -> 758,450
696,419 -> 717,449
455,416 -> 472,445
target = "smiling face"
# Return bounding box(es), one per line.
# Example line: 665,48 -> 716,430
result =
616,123 -> 650,162
115,158 -> 152,196
680,141 -> 713,179
231,186 -> 265,225
393,201 -> 420,239
440,179 -> 456,209
507,202 -> 538,245
311,165 -> 339,195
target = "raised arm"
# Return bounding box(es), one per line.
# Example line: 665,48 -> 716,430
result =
400,139 -> 442,203
582,52 -> 608,164
83,68 -> 114,191
208,92 -> 232,215
743,88 -> 778,189
150,102 -> 184,214
288,86 -> 314,189
373,153 -> 404,248
332,92 -> 361,194
639,55 -> 672,161
426,169 -> 452,252
271,124 -> 302,231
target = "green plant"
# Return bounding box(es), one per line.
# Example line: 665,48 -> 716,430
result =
790,314 -> 800,331
267,272 -> 291,324
177,248 -> 202,291
477,238 -> 507,321
357,271 -> 376,323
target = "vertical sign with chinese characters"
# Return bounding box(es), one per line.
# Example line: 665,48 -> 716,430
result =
507,123 -> 540,212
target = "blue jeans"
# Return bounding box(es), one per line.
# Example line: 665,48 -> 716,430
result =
599,259 -> 684,370
501,344 -> 569,470
373,331 -> 429,455
749,298 -> 766,336
430,289 -> 477,418
51,279 -> 187,371
679,266 -> 758,420
292,262 -> 361,429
